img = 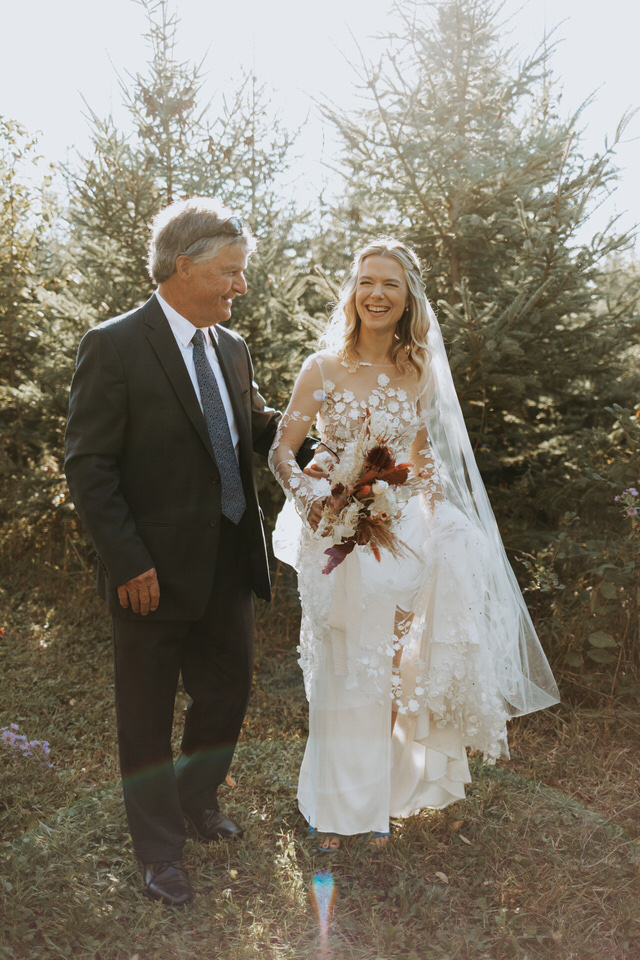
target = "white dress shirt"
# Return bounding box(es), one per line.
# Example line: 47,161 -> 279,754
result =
156,291 -> 240,455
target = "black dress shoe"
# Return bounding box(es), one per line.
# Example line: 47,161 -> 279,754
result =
140,860 -> 193,907
184,807 -> 244,842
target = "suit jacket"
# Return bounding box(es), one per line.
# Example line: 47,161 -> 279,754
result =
65,294 -> 312,620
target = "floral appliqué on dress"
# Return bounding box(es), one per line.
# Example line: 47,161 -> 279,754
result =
269,352 -> 509,764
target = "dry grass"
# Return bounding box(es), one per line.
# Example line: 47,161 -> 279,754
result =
508,705 -> 640,839
0,571 -> 638,959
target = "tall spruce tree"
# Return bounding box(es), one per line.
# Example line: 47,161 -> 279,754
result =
0,119 -> 89,569
64,0 -> 319,518
320,0 -> 640,541
64,0 -> 207,318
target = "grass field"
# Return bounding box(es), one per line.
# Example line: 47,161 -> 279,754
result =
0,570 -> 638,960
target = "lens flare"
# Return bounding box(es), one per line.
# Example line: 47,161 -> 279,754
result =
310,869 -> 336,947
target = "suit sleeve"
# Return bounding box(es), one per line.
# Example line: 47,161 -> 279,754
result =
243,342 -> 318,466
64,326 -> 154,587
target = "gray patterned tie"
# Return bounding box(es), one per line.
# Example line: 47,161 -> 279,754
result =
191,329 -> 246,524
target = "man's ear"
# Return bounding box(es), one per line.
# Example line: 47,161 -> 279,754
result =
174,255 -> 192,281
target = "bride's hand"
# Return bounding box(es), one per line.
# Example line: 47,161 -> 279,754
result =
303,448 -> 337,480
303,459 -> 325,480
308,487 -> 350,533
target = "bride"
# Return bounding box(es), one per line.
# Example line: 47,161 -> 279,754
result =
268,237 -> 559,852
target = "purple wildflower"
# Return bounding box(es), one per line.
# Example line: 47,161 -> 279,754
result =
0,725 -> 53,768
614,495 -> 621,502
626,507 -> 638,516
625,487 -> 639,497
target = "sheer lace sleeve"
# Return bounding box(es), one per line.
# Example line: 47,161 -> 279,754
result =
269,355 -> 332,518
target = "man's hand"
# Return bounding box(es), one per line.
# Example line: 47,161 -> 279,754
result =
117,567 -> 160,616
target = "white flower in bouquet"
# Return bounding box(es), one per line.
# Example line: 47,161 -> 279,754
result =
317,411 -> 424,573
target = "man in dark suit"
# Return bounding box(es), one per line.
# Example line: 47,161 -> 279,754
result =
65,197 -> 316,907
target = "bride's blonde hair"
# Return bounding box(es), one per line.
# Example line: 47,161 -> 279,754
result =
323,237 -> 431,378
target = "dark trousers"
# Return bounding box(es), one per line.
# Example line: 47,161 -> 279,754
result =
112,517 -> 254,862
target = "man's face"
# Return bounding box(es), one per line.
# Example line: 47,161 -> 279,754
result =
184,243 -> 249,327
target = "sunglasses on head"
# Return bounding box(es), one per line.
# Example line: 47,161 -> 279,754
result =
181,217 -> 245,255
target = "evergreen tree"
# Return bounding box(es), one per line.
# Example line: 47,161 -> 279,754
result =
65,0 -> 313,322
314,0 -> 640,682
0,119 -> 89,571
64,0 -> 202,318
319,0 -> 640,540
64,0 -> 320,519
64,113 -> 158,319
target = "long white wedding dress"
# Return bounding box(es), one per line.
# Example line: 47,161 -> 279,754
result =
269,349 -> 559,836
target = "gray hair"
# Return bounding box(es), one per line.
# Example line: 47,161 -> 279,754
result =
147,196 -> 257,284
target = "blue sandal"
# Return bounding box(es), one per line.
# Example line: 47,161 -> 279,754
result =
309,826 -> 342,853
367,830 -> 390,848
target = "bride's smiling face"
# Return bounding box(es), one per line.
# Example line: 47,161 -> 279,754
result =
355,254 -> 408,334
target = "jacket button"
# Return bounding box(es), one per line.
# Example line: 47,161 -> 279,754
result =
210,519 -> 218,528
211,476 -> 220,484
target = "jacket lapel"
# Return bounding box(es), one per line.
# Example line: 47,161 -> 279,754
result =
142,295 -> 216,462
